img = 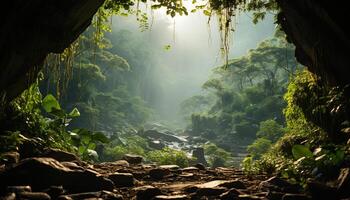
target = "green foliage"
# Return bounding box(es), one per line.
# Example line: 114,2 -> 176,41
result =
256,119 -> 285,142
102,135 -> 148,161
203,143 -> 232,167
291,145 -> 313,160
70,128 -> 109,161
147,147 -> 190,167
247,138 -> 272,159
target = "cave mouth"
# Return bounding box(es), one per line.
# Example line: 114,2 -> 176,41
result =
1,1 -> 350,199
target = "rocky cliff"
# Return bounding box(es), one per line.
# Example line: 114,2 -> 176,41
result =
0,0 -> 104,101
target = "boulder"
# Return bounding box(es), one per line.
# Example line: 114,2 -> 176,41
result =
41,148 -> 80,162
122,154 -> 143,165
192,148 -> 208,166
149,168 -> 169,180
108,172 -> 135,187
0,157 -> 114,193
134,185 -> 162,200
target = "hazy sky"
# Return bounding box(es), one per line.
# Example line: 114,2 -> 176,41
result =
111,6 -> 276,125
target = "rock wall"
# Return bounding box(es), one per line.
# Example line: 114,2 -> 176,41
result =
277,0 -> 350,88
0,0 -> 104,101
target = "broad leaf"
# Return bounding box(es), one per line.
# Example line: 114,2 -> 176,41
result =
42,94 -> 61,113
68,108 -> 80,117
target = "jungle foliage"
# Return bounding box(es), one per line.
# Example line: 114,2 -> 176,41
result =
181,30 -> 298,154
242,70 -> 350,185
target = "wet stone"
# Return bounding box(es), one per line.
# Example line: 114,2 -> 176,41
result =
134,185 -> 162,200
122,154 -> 143,165
149,168 -> 169,180
108,172 -> 135,187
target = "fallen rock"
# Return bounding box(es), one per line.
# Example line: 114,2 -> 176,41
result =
61,162 -> 85,170
108,172 -> 135,187
17,192 -> 51,200
134,185 -> 162,200
149,168 -> 170,180
42,148 -> 80,162
192,148 -> 208,166
0,157 -> 114,193
122,154 -> 143,165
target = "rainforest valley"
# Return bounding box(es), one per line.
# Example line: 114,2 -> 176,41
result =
1,1 -> 350,200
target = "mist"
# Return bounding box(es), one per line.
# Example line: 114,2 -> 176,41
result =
110,8 -> 275,127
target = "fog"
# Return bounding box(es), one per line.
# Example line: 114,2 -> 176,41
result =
110,7 -> 275,127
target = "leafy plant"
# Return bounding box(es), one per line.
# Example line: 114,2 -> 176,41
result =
70,128 -> 109,161
147,147 -> 190,167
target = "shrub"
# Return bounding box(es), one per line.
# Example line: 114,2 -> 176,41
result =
146,147 -> 189,167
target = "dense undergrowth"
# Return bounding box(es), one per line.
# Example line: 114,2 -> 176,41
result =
242,70 -> 350,185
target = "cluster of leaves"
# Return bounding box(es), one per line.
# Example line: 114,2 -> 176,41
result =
203,143 -> 232,167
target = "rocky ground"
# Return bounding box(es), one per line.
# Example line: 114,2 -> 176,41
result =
0,149 -> 322,200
